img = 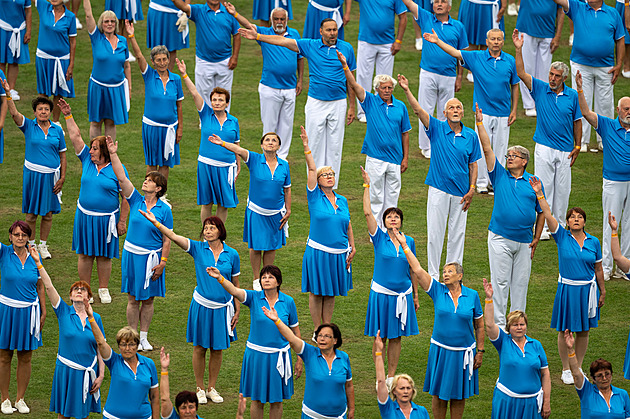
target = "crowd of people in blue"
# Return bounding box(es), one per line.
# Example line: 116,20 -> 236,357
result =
1,0 -> 630,417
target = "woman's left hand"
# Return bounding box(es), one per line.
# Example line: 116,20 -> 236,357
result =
230,311 -> 239,330
176,127 -> 183,144
294,357 -> 303,378
117,220 -> 127,236
598,293 -> 605,308
346,247 -> 356,270
541,401 -> 551,419
151,261 -> 165,280
482,278 -> 493,299
473,351 -> 483,369
279,210 -> 290,230
52,177 -> 65,194
90,375 -> 104,393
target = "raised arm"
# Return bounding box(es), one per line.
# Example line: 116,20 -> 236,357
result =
1,79 -> 24,126
207,134 -> 249,160
159,348 -> 174,419
301,126 -> 318,190
105,137 -> 134,198
125,21 -> 148,73
397,74 -> 430,128
0,94 -> 7,134
475,103 -> 496,172
224,2 -> 256,30
30,246 -> 61,308
338,51 -> 364,102
374,331 -> 389,403
361,167 -> 378,235
401,0 -> 419,18
83,0 -> 96,33
175,58 -> 204,111
608,212 -> 630,272
84,297 -> 112,359
512,29 -> 532,91
206,267 -> 247,302
562,330 -> 584,388
171,0 -> 191,16
482,278 -> 499,340
424,29 -> 463,61
238,26 -> 299,52
261,306 -> 303,352
574,71 -> 598,128
552,0 -> 569,13
138,209 -> 189,250
390,228 -> 432,290
58,98 -> 87,154
529,176 -> 558,232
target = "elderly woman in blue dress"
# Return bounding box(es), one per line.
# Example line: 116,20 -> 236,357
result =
175,58 -> 240,224
391,229 -> 484,419
126,20 -> 183,179
83,0 -> 131,141
300,126 -> 355,333
483,279 -> 551,418
146,0 -> 189,71
207,264 -> 303,419
531,177 -> 606,385
33,247 -> 106,419
0,221 -> 45,415
208,132 -> 291,291
140,210 -> 239,405
0,0 -> 30,101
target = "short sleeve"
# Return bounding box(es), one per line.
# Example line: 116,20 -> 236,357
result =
488,157 -> 501,182
58,131 -> 68,152
176,77 -> 184,101
162,206 -> 174,230
18,118 -> 30,134
103,350 -> 120,368
572,93 -> 582,120
623,390 -> 630,417
425,278 -> 442,299
0,72 -> 5,95
537,341 -> 548,368
189,4 -> 200,22
149,358 -> 159,387
408,236 -> 416,257
231,249 -> 240,277
457,24 -> 469,50
472,291 -> 483,319
287,298 -> 299,327
230,15 -> 239,35
344,353 -> 352,380
469,132 -> 482,163
490,327 -> 507,351
296,39 -> 311,57
345,45 -> 357,71
369,227 -> 384,247
426,115 -> 439,137
78,144 -> 90,161
69,14 -> 77,36
94,312 -> 106,338
243,289 -> 256,307
234,118 -> 240,142
298,341 -> 315,360
186,239 -> 199,258
459,50 -> 476,71
614,12 -> 625,41
283,164 -> 291,188
401,104 -> 412,133
394,0 -> 407,14
509,61 -> 520,85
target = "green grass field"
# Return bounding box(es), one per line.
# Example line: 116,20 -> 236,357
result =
1,0 -> 629,416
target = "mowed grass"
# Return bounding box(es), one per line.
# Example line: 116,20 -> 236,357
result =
1,0 -> 629,417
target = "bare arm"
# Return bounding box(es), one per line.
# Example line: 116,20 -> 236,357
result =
361,168 -> 378,235
1,79 -> 24,126
150,387 -> 159,419
261,307 -> 304,352
574,71 -> 598,127
53,151 -> 67,195
125,21 -> 148,73
374,332 -> 389,403
297,58 -> 304,96
337,51 -> 365,102
238,26 -> 299,52
473,317 -> 485,368
175,58 -> 204,110
207,134 -> 249,160
424,29 -> 463,60
58,98 -> 87,154
569,118 -> 582,166
391,229 -> 433,290
475,103 -> 495,171
541,367 -> 551,418
482,278 -> 500,341
29,247 -> 61,308
594,261 -> 605,308
397,74 -> 430,128
67,36 -> 76,80
0,96 -> 7,132
105,138 -> 134,198
24,6 -> 31,43
552,0 -> 569,13
530,213 -> 545,259
460,163 -> 476,211
83,0 -> 96,33
608,212 -> 630,272
529,176 -> 558,232
176,100 -> 183,144
159,348 -> 173,419
610,37 -> 625,84
401,0 -> 419,18
171,0 -> 191,16
626,3 -> 630,33
85,299 -> 112,359
346,79 -> 356,125
228,33 -> 240,70
346,222 -> 356,270
346,380 -> 355,419
279,187 -> 291,230
206,267 -> 247,302
508,83 -> 519,126
512,29 -> 532,91
300,126 -> 318,190
224,2 -> 255,30
563,330 -> 584,388
401,131 -> 409,173
138,209 -> 190,250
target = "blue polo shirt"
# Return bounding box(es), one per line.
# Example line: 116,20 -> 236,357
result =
257,26 -> 302,90
296,38 -> 356,101
566,0 -> 624,67
416,9 -> 468,77
186,239 -> 240,303
370,228 -> 415,291
488,159 -> 542,243
530,78 -> 581,152
577,380 -> 630,418
515,0 -> 560,38
243,290 -> 298,348
596,115 -> 630,181
552,225 -> 601,281
35,0 -> 77,56
378,398 -> 430,419
89,29 -> 128,84
198,104 -> 239,163
189,3 -> 238,63
141,67 -> 184,124
356,0 -> 407,45
245,151 -> 291,210
19,118 -> 67,168
424,117 -> 481,197
460,50 -> 519,117
360,92 -> 412,165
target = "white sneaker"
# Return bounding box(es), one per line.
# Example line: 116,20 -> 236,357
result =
598,142 -> 603,152
357,114 -> 367,123
421,149 -> 431,159
9,90 -> 19,101
196,387 -> 208,404
466,72 -> 474,83
614,267 -> 629,280
38,243 -> 52,259
311,331 -> 317,343
88,297 -> 94,304
623,70 -> 630,79
76,17 -> 83,29
415,38 -> 423,51
14,399 -> 28,414
539,230 -> 551,241
507,3 -> 518,15
569,33 -> 574,46
561,369 -> 574,385
477,186 -> 488,194
524,108 -> 537,117
385,376 -> 394,392
589,146 -> 599,153
98,288 -> 112,304
604,270 -> 611,281
207,387 -> 224,403
580,144 -> 588,153
1,399 -> 14,414
253,279 -> 262,291
139,338 -> 153,351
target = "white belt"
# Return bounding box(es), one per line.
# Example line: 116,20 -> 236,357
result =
559,275 -> 597,319
308,0 -> 342,29
36,49 -> 71,93
0,19 -> 26,58
197,155 -> 237,189
24,159 -> 62,204
123,241 -> 162,289
466,0 -> 500,29
148,1 -> 189,42
246,341 -> 292,384
57,354 -> 99,403
430,338 -> 476,380
0,295 -> 40,340
370,282 -> 412,330
307,238 -> 352,273
193,290 -> 235,337
496,382 -> 543,413
247,198 -> 288,238
89,76 -> 130,112
125,0 -> 138,21
77,200 -> 119,244
302,403 -> 347,419
142,116 -> 178,160
275,0 -> 288,8
103,410 -> 150,419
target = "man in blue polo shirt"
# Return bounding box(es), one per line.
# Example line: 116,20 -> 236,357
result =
426,28 -> 519,193
575,71 -> 630,281
513,29 -> 582,241
226,4 -> 304,159
354,0 -> 407,123
553,0 -> 625,152
339,52 -> 411,227
399,74 -> 481,280
402,0 -> 467,159
239,18 -> 356,188
172,0 -> 240,111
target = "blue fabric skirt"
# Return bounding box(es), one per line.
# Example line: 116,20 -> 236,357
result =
0,28 -> 30,64
239,346 -> 293,403
121,249 -> 166,300
146,7 -> 189,50
423,342 -> 479,401
491,386 -> 541,419
104,0 -> 144,21
303,4 -> 345,41
243,207 -> 285,251
624,326 -> 630,380
457,0 -> 505,45
301,246 -> 352,296
0,130 -> 4,164
36,56 -> 75,97
186,298 -> 237,349
617,2 -> 630,45
252,0 -> 293,21
196,161 -> 238,208
22,167 -> 61,216
141,122 -> 180,167
414,0 -> 434,11
364,288 -> 419,339
72,208 -> 120,258
50,361 -> 102,418
87,78 -> 129,124
0,302 -> 42,351
550,282 -> 599,332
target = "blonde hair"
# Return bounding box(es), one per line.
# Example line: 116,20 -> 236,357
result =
116,326 -> 140,346
390,374 -> 417,401
97,10 -> 118,34
316,166 -> 335,179
505,310 -> 528,333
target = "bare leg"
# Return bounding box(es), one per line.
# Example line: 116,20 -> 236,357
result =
449,399 -> 466,419
40,212 -> 53,241
574,331 -> 590,367
216,205 -> 228,223
157,166 -> 169,180
127,294 -> 140,329
95,256 -> 112,289
624,45 -> 630,72
139,298 -> 155,332
147,165 -> 158,175
259,20 -> 270,27
268,402 -> 283,419
0,349 -> 13,402
71,0 -> 81,16
52,96 -> 62,122
249,249 -> 262,282
6,63 -> 18,91
557,331 -> 571,370
386,337 -> 402,378
308,293 -> 323,330
321,296 -> 335,324
413,18 -> 421,40
89,121 -> 103,140
207,349 -> 222,389
103,119 -> 116,142
77,254 -> 95,285
250,400 -> 264,419
200,204 -> 213,224
262,250 -> 276,267
24,214 -> 37,241
432,396 -> 448,419
15,350 -> 33,401
168,51 -> 177,72
192,346 -> 207,389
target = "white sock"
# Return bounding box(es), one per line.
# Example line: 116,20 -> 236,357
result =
39,240 -> 46,246
140,331 -> 148,341
29,240 -> 35,246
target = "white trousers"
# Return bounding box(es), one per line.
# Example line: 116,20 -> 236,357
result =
305,97 -> 347,188
534,143 -> 571,230
418,69 -> 455,151
258,83 -> 297,160
520,33 -> 552,110
195,56 -> 234,112
356,41 -> 394,118
488,231 -> 532,328
602,179 -> 630,273
475,114 -> 510,188
570,61 -> 614,146
427,187 -> 468,280
365,156 -> 401,228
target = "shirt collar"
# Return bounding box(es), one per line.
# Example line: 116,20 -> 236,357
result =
151,69 -> 175,83
546,83 -> 568,96
259,291 -> 286,302
51,6 -> 67,22
431,14 -> 453,25
484,49 -> 504,61
205,3 -> 226,14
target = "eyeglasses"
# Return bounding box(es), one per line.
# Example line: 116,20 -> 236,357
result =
318,172 -> 335,179
72,287 -> 88,292
317,334 -> 334,339
119,342 -> 138,349
505,154 -> 524,160
12,233 -> 28,238
593,371 -> 612,379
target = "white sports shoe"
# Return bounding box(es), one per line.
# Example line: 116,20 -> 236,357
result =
98,288 -> 112,304
415,38 -> 423,51
196,387 -> 208,404
507,3 -> 518,15
14,399 -> 29,414
569,33 -> 574,46
253,279 -> 262,291
524,108 -> 537,117
207,387 -> 224,403
357,114 -> 367,123
561,369 -> 574,385
38,243 -> 52,259
1,399 -> 14,414
76,18 -> 83,30
539,230 -> 551,241
139,338 -> 153,351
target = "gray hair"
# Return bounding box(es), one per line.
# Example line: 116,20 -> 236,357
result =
508,145 -> 530,166
617,96 -> 630,109
373,74 -> 397,91
444,262 -> 463,275
486,28 -> 504,39
150,45 -> 170,62
97,10 -> 118,34
269,7 -> 288,23
434,0 -> 453,7
550,61 -> 569,79
443,97 -> 463,111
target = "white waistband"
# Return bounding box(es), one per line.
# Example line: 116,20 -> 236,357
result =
302,403 -> 347,419
307,238 -> 352,273
466,0 -> 499,29
0,19 -> 26,58
103,410 -> 151,419
496,382 -> 543,412
430,338 -> 476,380
559,275 -> 597,319
125,0 -> 138,21
148,2 -> 189,41
275,0 -> 288,8
370,282 -> 412,330
308,0 -> 342,29
77,200 -> 119,244
0,295 -> 40,340
247,199 -> 289,238
142,116 -> 178,160
36,48 -> 71,93
57,354 -> 99,403
123,241 -> 162,289
197,155 -> 237,189
24,159 -> 63,204
90,76 -> 130,112
246,341 -> 292,384
193,290 -> 235,337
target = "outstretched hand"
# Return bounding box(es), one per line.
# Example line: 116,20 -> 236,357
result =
475,103 -> 483,123
397,74 -> 409,91
58,98 -> 72,116
138,209 -> 157,224
206,266 -> 222,279
261,306 -> 279,322
300,126 -> 309,148
423,29 -> 439,44
208,134 -> 223,146
238,26 -> 258,40
360,165 -> 371,184
512,29 -> 524,49
223,1 -> 236,15
175,58 -> 186,75
124,20 -> 134,37
563,329 -> 575,350
529,176 -> 543,195
105,136 -> 118,155
336,50 -> 348,67
374,330 -> 384,353
608,211 -> 618,230
575,70 -> 583,90
482,278 -> 493,299
160,346 -> 170,369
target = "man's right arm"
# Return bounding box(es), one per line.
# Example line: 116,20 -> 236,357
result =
574,70 -> 598,128
553,0 -> 569,14
401,0 -> 419,19
424,29 -> 463,61
512,29 -> 532,91
238,27 -> 299,52
171,0 -> 191,16
224,2 -> 255,30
